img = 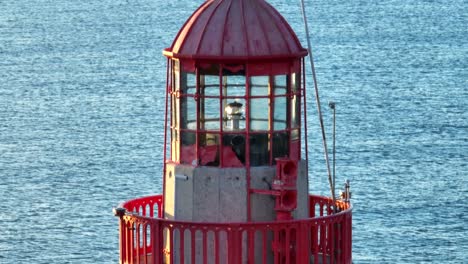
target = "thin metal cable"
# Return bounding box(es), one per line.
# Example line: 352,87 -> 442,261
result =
299,0 -> 336,211
330,102 -> 336,198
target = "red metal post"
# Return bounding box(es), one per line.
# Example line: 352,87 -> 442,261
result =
245,67 -> 252,222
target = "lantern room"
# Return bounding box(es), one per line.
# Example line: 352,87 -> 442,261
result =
163,0 -> 308,168
161,0 -> 311,227
161,0 -> 310,225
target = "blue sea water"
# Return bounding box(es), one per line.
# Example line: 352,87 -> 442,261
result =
0,0 -> 466,263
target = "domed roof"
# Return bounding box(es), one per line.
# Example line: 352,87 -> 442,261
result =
164,0 -> 307,61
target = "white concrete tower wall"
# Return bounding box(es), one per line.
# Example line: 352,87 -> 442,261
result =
164,160 -> 309,263
164,161 -> 308,222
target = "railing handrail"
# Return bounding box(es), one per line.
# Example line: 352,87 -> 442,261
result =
118,194 -> 352,225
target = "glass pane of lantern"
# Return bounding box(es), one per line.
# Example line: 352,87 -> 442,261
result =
179,72 -> 197,129
249,134 -> 269,166
250,75 -> 268,86
173,70 -> 180,128
291,73 -> 299,92
249,76 -> 269,131
273,75 -> 287,130
223,98 -> 246,130
274,94 -> 287,130
224,75 -> 245,97
180,96 -> 197,129
272,132 -> 289,160
274,75 -> 287,94
290,95 -> 300,129
250,98 -> 269,130
203,97 -> 220,130
200,74 -> 220,131
180,131 -> 196,165
203,74 -> 219,90
202,76 -> 220,97
289,73 -> 300,129
185,73 -> 196,95
291,128 -> 299,140
199,132 -> 219,166
222,75 -> 246,130
222,134 -> 245,167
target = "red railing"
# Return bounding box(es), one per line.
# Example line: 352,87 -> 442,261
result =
115,195 -> 352,264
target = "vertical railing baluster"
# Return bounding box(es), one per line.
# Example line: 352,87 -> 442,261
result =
203,229 -> 208,264
297,222 -> 309,264
131,222 -> 136,264
330,222 -> 335,264
136,224 -> 140,264
143,223 -> 148,264
191,229 -> 196,264
128,221 -> 132,264
321,223 -> 326,264
180,228 -> 185,264
273,227 -> 279,264
248,228 -> 255,264
169,227 -> 174,264
119,218 -> 126,264
215,230 -> 220,264
262,229 -> 267,264
285,227 -> 291,264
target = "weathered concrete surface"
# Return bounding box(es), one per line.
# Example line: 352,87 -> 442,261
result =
164,164 -> 248,222
250,166 -> 277,221
296,160 -> 310,219
164,163 -> 194,220
164,160 -> 308,222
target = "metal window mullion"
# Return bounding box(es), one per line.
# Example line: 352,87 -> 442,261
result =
245,66 -> 251,221
219,65 -> 224,167
195,67 -> 200,166
162,58 -> 171,216
175,61 -> 181,162
268,75 -> 274,165
286,66 -> 292,159
301,59 -> 306,162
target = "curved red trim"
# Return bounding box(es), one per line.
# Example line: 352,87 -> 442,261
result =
164,49 -> 308,61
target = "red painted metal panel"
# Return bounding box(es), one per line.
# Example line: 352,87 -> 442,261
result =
289,140 -> 300,161
244,1 -> 270,57
223,0 -> 247,57
198,1 -> 228,57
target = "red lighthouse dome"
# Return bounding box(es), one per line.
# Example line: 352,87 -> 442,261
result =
164,0 -> 307,61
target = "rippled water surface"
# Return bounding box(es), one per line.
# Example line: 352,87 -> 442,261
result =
1,0 -> 466,263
